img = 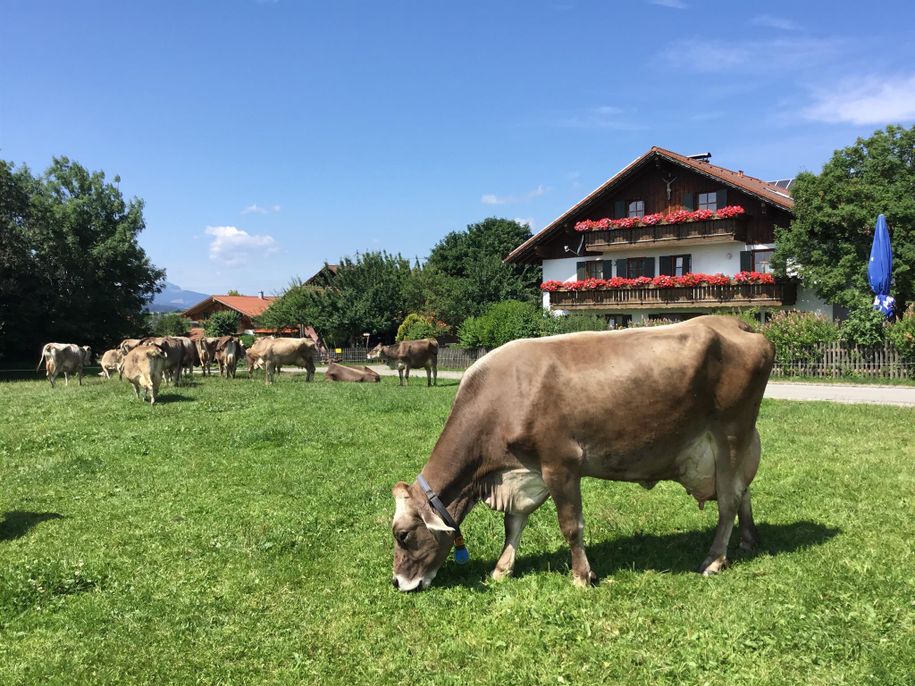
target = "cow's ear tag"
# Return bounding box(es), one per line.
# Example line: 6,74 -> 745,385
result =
454,547 -> 470,565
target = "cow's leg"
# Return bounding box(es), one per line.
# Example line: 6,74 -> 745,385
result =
699,433 -> 752,575
265,361 -> 273,385
132,382 -> 141,400
493,512 -> 532,580
737,488 -> 759,552
63,372 -> 70,386
432,359 -> 438,386
543,468 -> 595,587
306,358 -> 315,382
78,369 -> 83,386
425,363 -> 432,387
397,367 -> 405,386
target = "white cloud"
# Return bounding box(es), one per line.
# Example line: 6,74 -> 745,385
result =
552,105 -> 647,130
514,217 -> 537,230
481,184 -> 548,206
661,37 -> 842,73
241,203 -> 281,215
802,74 -> 915,125
650,0 -> 687,8
205,226 -> 278,267
751,14 -> 800,31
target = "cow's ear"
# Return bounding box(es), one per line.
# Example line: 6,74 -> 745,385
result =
392,482 -> 411,499
421,508 -> 455,535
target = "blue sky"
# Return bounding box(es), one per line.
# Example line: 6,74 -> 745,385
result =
2,0 -> 914,295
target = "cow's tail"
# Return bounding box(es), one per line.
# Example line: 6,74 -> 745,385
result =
36,344 -> 50,371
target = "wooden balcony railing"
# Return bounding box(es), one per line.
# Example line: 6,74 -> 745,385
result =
549,281 -> 796,310
583,217 -> 747,253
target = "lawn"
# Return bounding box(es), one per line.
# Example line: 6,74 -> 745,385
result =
1,374 -> 913,685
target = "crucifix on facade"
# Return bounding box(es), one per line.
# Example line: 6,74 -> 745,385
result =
662,173 -> 677,201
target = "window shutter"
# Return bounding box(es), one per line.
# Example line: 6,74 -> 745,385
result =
739,251 -> 752,272
614,200 -> 626,219
576,261 -> 586,280
717,189 -> 728,207
683,254 -> 692,274
659,255 -> 673,276
644,257 -> 655,278
615,258 -> 628,278
602,260 -> 613,279
682,192 -> 695,210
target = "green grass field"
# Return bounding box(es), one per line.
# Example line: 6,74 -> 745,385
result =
1,374 -> 913,685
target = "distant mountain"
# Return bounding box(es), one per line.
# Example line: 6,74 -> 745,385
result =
148,281 -> 209,313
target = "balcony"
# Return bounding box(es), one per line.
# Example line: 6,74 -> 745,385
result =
549,281 -> 796,310
583,217 -> 747,253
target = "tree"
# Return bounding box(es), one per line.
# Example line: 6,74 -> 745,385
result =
259,252 -> 415,345
151,312 -> 191,337
422,218 -> 541,327
205,311 -> 241,337
0,157 -> 164,360
773,125 -> 915,313
226,289 -> 241,296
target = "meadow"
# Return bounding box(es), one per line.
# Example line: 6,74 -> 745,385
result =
0,373 -> 913,685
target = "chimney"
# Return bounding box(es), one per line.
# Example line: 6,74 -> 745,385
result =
687,152 -> 712,163
259,291 -> 264,299
738,170 -> 744,177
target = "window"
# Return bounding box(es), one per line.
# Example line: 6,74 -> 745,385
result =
628,200 -> 645,218
659,254 -> 691,276
584,261 -> 603,279
626,257 -> 654,279
698,192 -> 717,212
751,250 -> 774,273
608,314 -> 632,329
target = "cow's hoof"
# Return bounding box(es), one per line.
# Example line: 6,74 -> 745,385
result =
572,570 -> 598,588
491,568 -> 512,581
738,537 -> 758,553
700,556 -> 728,576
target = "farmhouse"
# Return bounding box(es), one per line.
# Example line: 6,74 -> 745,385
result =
506,147 -> 834,325
183,293 -> 277,332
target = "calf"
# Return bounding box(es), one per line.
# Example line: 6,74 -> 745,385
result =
368,338 -> 438,387
391,316 -> 773,591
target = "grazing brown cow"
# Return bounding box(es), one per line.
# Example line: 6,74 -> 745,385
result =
368,339 -> 438,386
245,336 -> 274,378
120,344 -> 167,404
390,316 -> 774,591
36,343 -> 92,387
259,337 -> 315,384
98,349 -> 123,379
325,362 -> 381,383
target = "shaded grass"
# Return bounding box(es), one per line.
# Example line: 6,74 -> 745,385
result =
0,374 -> 913,685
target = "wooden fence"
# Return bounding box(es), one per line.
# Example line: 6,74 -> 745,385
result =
327,346 -> 487,369
771,342 -> 913,379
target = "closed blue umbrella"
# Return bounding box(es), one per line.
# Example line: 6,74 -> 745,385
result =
868,214 -> 895,317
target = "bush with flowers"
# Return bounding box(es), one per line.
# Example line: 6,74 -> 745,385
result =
541,271 -> 775,292
574,205 -> 746,232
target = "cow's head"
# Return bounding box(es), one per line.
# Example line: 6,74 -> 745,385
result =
367,343 -> 385,361
80,346 -> 92,364
391,481 -> 455,591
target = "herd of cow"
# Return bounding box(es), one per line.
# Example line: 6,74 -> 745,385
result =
36,336 -> 441,404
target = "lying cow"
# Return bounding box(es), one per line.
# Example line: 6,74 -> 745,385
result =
391,316 -> 774,591
120,344 -> 167,404
325,362 -> 381,383
259,337 -> 315,385
368,338 -> 438,387
36,343 -> 92,387
98,349 -> 123,379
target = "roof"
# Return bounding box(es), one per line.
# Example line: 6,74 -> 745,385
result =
183,294 -> 277,319
305,264 -> 339,285
505,146 -> 795,264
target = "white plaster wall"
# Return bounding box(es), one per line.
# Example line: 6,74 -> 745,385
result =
542,243 -> 741,282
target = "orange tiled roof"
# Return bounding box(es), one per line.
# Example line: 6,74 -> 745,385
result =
183,294 -> 277,319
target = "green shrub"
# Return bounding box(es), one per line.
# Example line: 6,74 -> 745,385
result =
151,312 -> 191,337
239,334 -> 256,349
629,317 -> 676,328
549,313 -> 610,335
395,313 -> 449,342
721,308 -> 763,333
458,300 -> 544,349
457,315 -> 485,349
840,307 -> 886,347
763,311 -> 838,364
205,311 -> 241,337
886,316 -> 915,363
